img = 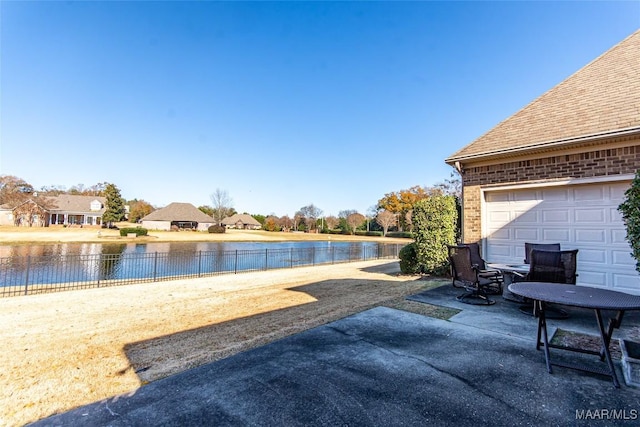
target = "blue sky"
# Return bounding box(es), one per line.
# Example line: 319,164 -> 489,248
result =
1,1 -> 638,218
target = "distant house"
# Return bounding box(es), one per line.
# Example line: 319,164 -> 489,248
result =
49,195 -> 107,226
0,195 -> 107,227
141,202 -> 215,231
221,214 -> 262,230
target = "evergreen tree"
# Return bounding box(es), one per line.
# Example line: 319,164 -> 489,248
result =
102,183 -> 126,227
619,170 -> 640,273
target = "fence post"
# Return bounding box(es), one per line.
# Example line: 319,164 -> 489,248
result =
24,255 -> 31,296
290,248 -> 293,268
312,247 -> 315,266
198,251 -> 202,277
153,252 -> 158,281
235,250 -> 238,274
265,249 -> 268,271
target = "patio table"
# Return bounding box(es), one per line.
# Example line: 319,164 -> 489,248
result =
486,263 -> 529,302
509,282 -> 640,387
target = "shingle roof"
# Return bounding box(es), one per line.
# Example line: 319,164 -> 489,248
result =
446,30 -> 640,163
141,202 -> 214,222
0,195 -> 104,212
49,194 -> 106,213
221,213 -> 261,226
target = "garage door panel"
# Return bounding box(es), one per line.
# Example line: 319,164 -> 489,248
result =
488,228 -> 511,240
541,229 -> 571,242
486,192 -> 510,203
543,210 -> 570,222
542,188 -> 570,201
611,184 -> 629,199
610,207 -> 624,222
488,210 -> 511,226
612,250 -> 635,266
578,271 -> 607,287
613,273 -> 640,292
513,190 -> 539,201
513,228 -> 539,241
574,186 -> 605,201
611,229 -> 628,244
513,210 -> 539,223
488,245 -> 512,258
574,229 -> 606,243
574,208 -> 606,223
575,248 -> 606,264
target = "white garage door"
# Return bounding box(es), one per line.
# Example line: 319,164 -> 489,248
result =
484,181 -> 640,294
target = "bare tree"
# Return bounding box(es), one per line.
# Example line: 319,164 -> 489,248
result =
405,210 -> 413,232
376,210 -> 396,236
279,215 -> 293,231
346,212 -> 365,234
299,204 -> 323,232
324,215 -> 339,230
0,175 -> 34,206
210,188 -> 234,225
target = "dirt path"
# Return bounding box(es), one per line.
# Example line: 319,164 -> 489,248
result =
0,259 -> 443,427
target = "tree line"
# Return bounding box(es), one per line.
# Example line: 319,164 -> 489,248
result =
0,174 -> 460,234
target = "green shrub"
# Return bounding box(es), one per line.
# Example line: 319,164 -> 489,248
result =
386,231 -> 413,239
354,231 -> 383,237
619,170 -> 640,273
412,195 -> 457,276
208,225 -> 226,234
119,227 -> 148,237
399,242 -> 421,274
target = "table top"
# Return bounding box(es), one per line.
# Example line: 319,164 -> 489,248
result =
487,263 -> 530,274
508,282 -> 640,310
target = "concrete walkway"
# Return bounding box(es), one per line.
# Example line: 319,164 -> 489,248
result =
33,285 -> 640,426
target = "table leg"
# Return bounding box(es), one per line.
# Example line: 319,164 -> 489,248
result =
594,309 -> 620,388
600,310 -> 624,361
536,301 -> 553,373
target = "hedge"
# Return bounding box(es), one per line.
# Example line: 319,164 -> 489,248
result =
119,227 -> 148,237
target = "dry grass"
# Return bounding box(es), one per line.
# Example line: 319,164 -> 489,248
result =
0,256 -> 446,427
0,225 -> 410,245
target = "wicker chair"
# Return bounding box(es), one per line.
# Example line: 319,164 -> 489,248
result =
463,242 -> 503,294
448,245 -> 497,305
521,248 -> 579,318
524,242 -> 561,264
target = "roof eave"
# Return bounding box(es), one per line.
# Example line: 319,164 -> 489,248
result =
445,126 -> 640,165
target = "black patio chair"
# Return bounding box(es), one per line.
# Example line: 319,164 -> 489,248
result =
521,248 -> 579,318
448,245 -> 497,305
463,242 -> 503,294
524,242 -> 561,264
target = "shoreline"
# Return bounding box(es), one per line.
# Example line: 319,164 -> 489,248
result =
0,226 -> 411,245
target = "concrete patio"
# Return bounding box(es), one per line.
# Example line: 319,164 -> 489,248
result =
33,284 -> 640,426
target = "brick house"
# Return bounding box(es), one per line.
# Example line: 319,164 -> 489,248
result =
221,213 -> 262,230
141,202 -> 215,231
445,30 -> 640,293
0,194 -> 107,227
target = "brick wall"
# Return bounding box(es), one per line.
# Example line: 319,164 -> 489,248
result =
461,142 -> 640,242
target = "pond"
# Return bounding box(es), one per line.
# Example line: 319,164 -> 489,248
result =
0,241 -> 404,296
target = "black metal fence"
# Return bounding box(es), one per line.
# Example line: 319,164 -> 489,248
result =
0,243 -> 404,297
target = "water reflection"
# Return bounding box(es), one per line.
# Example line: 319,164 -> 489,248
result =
0,241 -> 397,289
99,244 -> 126,280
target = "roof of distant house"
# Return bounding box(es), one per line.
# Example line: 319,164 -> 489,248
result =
446,29 -> 640,163
221,213 -> 261,226
141,202 -> 214,222
49,194 -> 106,213
0,194 -> 106,212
